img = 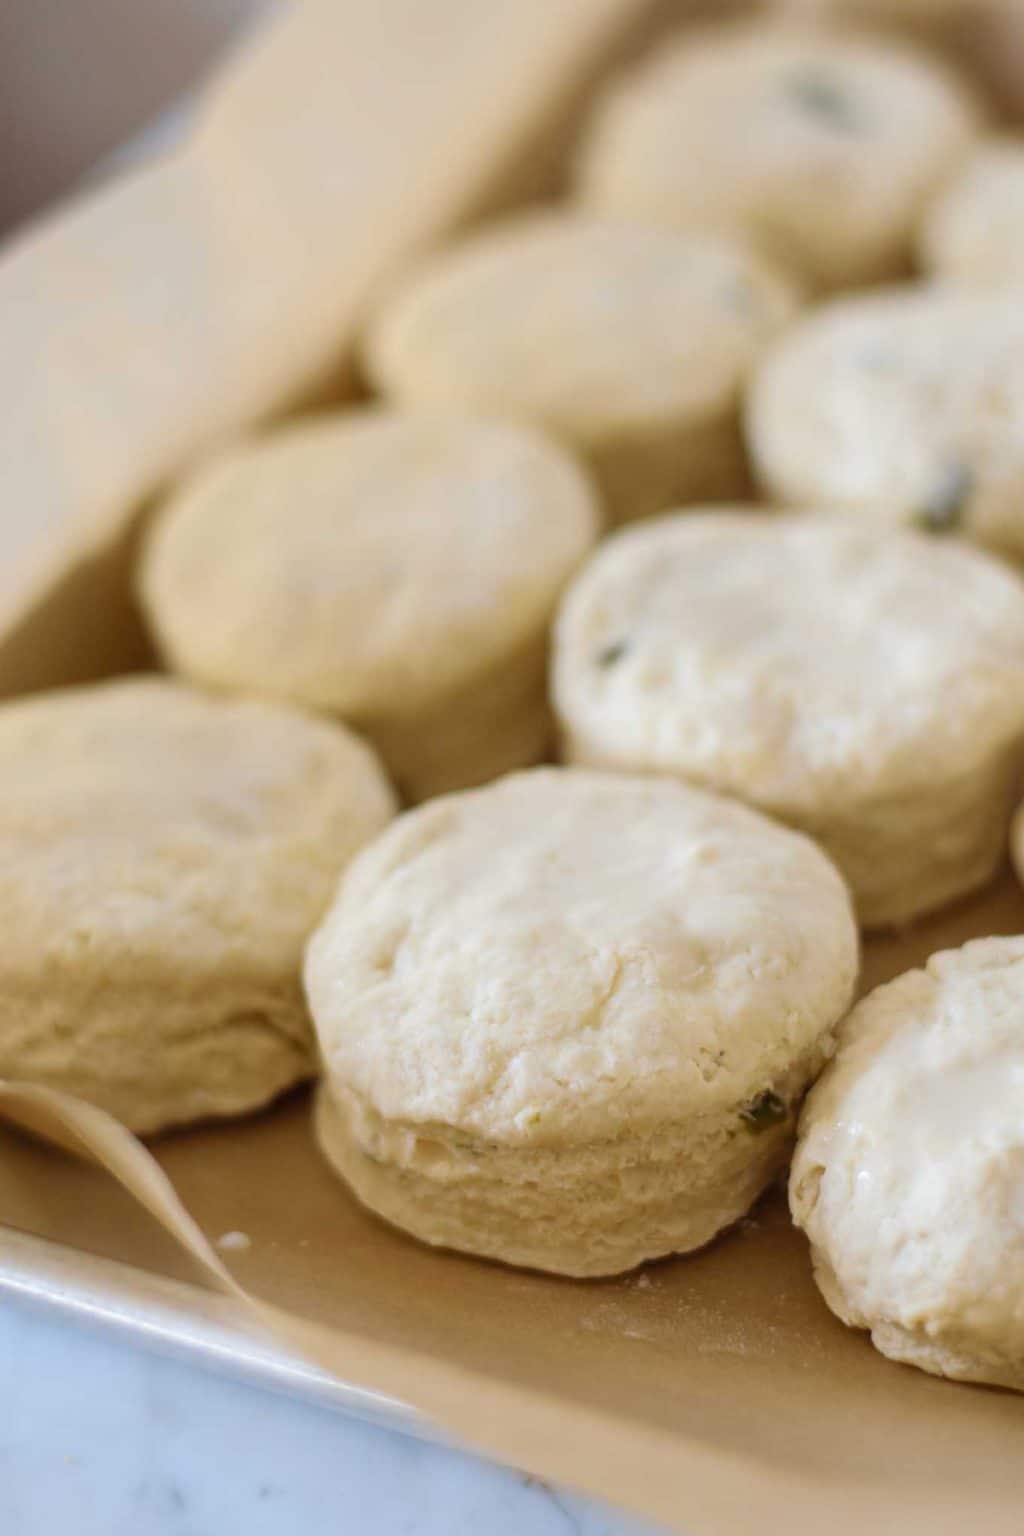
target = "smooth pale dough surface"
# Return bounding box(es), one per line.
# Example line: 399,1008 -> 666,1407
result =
920,140 -> 1024,288
0,678 -> 396,1134
361,215 -> 798,525
748,287 -> 1024,563
790,936 -> 1024,1392
140,411 -> 598,802
574,24 -> 980,294
553,512 -> 1024,927
306,768 -> 858,1276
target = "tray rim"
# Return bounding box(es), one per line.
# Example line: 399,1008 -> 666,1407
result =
0,1224 -> 440,1442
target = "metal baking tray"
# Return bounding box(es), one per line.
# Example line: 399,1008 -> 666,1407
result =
0,1225 -> 427,1435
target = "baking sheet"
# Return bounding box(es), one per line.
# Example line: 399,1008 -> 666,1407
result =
3,873 -> 1024,1534
0,1228 -> 422,1436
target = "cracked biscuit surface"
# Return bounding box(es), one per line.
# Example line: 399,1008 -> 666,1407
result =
0,678 -> 396,1133
306,768 -> 857,1275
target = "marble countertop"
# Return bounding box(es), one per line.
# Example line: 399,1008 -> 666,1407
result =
1,1296 -> 669,1536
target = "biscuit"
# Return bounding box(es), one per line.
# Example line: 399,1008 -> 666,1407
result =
306,768 -> 858,1276
139,411 -> 598,801
779,1 -> 1024,122
791,937 -> 1024,1392
553,512 -> 1024,927
920,139 -> 1024,288
361,215 -> 797,526
748,286 -> 1024,563
0,678 -> 396,1133
575,24 -> 980,293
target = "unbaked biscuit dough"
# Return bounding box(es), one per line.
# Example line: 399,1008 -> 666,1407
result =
920,140 -> 1024,288
0,678 -> 396,1134
791,936 -> 1024,1392
779,0 -> 1024,123
747,286 -> 1024,563
306,768 -> 858,1277
575,24 -> 980,293
139,411 -> 599,802
361,214 -> 797,525
553,512 -> 1024,927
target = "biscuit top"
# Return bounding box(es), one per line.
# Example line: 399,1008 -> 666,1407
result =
748,288 -> 1024,559
791,936 -> 1024,1363
362,215 -> 797,440
575,25 -> 980,291
920,140 -> 1024,288
554,513 -> 1024,810
0,678 -> 396,980
305,768 -> 857,1145
140,411 -> 598,713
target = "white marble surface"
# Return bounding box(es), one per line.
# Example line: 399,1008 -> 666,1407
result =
0,1298 -> 669,1536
